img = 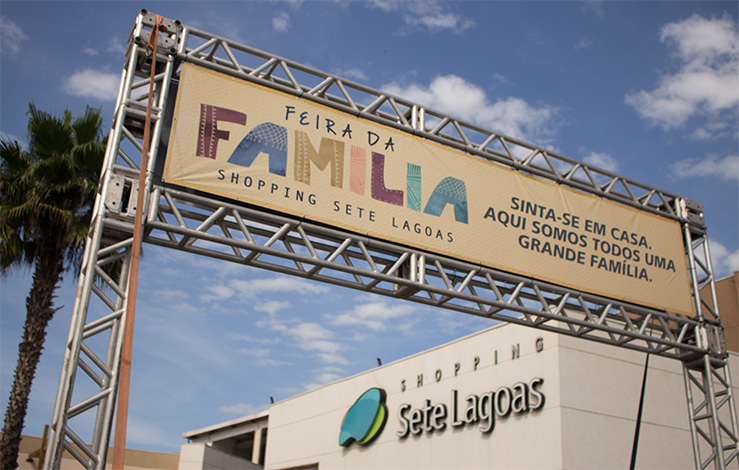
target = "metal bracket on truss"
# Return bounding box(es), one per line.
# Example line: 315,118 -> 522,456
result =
104,176 -> 139,217
135,12 -> 180,53
696,324 -> 729,360
127,9 -> 181,75
678,197 -> 706,232
710,326 -> 728,359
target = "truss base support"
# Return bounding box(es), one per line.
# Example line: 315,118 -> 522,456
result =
683,354 -> 739,469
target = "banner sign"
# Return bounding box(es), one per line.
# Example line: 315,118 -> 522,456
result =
164,63 -> 693,315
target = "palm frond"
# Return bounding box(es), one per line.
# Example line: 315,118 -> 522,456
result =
72,107 -> 104,145
2,103 -> 107,273
27,104 -> 74,160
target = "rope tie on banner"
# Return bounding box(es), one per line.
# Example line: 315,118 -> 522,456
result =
111,14 -> 163,470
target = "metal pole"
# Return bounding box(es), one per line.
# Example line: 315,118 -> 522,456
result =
630,353 -> 650,469
110,14 -> 163,470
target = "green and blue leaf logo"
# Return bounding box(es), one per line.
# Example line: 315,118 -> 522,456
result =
339,388 -> 388,447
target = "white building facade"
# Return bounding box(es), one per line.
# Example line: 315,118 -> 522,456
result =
181,322 -> 739,469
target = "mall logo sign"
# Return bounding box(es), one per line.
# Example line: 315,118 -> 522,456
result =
397,378 -> 544,437
339,379 -> 545,447
339,388 -> 388,447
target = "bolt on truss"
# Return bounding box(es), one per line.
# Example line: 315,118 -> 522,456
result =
45,10 -> 736,469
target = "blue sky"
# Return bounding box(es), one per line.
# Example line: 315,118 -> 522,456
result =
1,0 -> 737,454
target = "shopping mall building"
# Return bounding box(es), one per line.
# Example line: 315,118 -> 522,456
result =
174,272 -> 739,470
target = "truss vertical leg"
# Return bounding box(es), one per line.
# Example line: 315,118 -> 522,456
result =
683,355 -> 739,469
43,11 -> 178,469
680,201 -> 739,469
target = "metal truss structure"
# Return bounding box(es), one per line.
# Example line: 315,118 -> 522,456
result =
45,10 -> 737,469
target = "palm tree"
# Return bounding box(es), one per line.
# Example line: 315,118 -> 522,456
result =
0,104 -> 107,468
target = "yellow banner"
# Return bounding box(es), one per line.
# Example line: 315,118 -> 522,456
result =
164,63 -> 693,315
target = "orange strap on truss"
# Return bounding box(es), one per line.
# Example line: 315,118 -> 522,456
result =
111,14 -> 163,470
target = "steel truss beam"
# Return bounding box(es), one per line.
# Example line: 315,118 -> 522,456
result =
682,219 -> 738,469
45,10 -> 736,469
144,185 -> 701,359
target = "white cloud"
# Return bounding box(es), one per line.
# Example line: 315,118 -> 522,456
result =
152,288 -> 191,301
661,14 -> 737,63
669,154 -> 739,181
231,333 -> 281,345
384,75 -> 558,143
583,152 -> 619,172
335,67 -> 369,82
705,239 -> 739,278
433,309 -> 492,334
199,284 -> 236,303
257,313 -> 348,365
626,14 -> 739,135
219,402 -> 268,416
255,300 -> 290,316
258,358 -> 293,367
139,311 -> 234,376
329,298 -> 416,331
301,366 -> 345,391
575,38 -> 593,50
692,120 -> 734,141
492,73 -> 509,86
243,283 -> 350,364
162,248 -> 245,279
81,37 -> 124,57
1,16 -> 28,56
0,131 -> 24,147
107,36 -> 126,55
726,253 -> 739,274
62,68 -> 119,101
127,420 -> 181,450
580,1 -> 605,18
273,11 -> 290,32
368,0 -> 474,34
239,347 -> 271,357
290,322 -> 332,342
289,322 -> 348,364
238,347 -> 291,367
230,276 -> 330,298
